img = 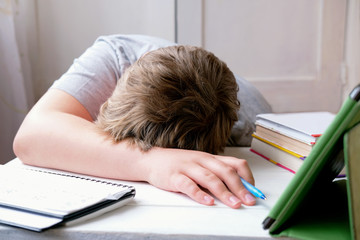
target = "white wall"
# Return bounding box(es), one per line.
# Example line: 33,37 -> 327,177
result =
34,0 -> 175,99
17,0 -> 359,107
0,0 -> 37,164
343,0 -> 360,99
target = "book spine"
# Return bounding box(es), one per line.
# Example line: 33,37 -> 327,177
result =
255,119 -> 317,144
250,137 -> 303,172
255,124 -> 313,155
252,134 -> 306,159
250,149 -> 296,174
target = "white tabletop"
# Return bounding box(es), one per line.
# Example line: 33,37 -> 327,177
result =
0,147 -> 294,240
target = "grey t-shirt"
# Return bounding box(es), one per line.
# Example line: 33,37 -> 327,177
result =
51,34 -> 272,146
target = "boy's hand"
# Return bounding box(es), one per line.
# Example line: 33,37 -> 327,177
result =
141,147 -> 256,209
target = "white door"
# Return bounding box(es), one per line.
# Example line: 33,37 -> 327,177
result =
177,0 -> 347,113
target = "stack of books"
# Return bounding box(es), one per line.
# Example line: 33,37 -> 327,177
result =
250,112 -> 335,173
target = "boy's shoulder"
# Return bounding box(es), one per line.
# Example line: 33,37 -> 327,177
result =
94,34 -> 176,61
229,76 -> 272,147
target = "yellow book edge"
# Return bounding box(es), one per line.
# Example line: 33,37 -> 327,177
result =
252,134 -> 305,159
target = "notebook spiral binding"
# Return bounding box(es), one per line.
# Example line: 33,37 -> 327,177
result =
24,167 -> 134,190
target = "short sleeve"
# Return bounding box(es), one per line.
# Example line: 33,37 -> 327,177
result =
51,39 -> 122,120
51,34 -> 175,120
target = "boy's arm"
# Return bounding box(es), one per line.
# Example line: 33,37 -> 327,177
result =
13,89 -> 145,181
13,89 -> 255,208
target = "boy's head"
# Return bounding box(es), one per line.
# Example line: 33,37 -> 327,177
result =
96,45 -> 240,154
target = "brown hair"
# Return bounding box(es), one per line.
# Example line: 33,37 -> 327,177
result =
96,45 -> 240,154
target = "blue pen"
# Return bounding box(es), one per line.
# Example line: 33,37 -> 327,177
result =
240,177 -> 267,200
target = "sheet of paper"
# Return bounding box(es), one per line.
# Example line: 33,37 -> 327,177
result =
0,205 -> 62,231
0,165 -> 130,216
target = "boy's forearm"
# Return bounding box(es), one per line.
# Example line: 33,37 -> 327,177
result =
13,111 -> 147,182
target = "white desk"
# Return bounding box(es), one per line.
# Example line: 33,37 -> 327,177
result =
0,148 -> 294,240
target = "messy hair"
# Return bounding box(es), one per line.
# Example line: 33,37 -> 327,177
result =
96,45 -> 240,154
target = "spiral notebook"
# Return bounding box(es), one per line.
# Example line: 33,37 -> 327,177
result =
0,163 -> 135,232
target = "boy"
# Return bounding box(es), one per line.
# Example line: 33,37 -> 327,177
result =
96,45 -> 239,154
13,35 -> 271,209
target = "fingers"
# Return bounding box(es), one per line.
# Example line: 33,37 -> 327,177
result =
200,158 -> 256,207
214,155 -> 255,185
172,174 -> 215,206
186,167 -> 243,208
143,148 -> 257,209
181,161 -> 255,208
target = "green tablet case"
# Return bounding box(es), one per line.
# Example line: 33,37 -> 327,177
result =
262,84 -> 360,240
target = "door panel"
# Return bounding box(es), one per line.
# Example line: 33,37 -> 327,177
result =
177,0 -> 347,113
